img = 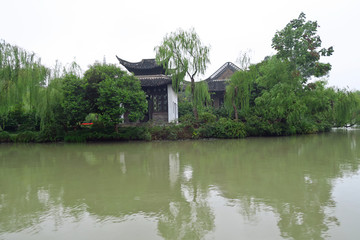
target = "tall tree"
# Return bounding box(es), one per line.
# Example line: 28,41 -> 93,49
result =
61,72 -> 89,130
0,39 -> 47,130
272,12 -> 334,82
225,69 -> 254,121
93,64 -> 147,132
83,63 -> 116,113
155,28 -> 210,118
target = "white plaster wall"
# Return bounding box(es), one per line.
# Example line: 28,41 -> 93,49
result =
167,84 -> 178,123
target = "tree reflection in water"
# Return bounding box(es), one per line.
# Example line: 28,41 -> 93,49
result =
0,129 -> 359,239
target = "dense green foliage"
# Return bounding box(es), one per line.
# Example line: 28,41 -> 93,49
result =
0,40 -> 148,140
0,13 -> 359,143
85,64 -> 147,131
220,13 -> 359,136
0,39 -> 46,131
272,12 -> 334,81
61,71 -> 89,130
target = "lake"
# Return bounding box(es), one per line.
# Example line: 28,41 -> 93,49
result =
0,129 -> 359,240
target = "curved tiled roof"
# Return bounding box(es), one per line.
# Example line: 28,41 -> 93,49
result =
206,62 -> 240,91
116,56 -> 165,75
136,75 -> 172,87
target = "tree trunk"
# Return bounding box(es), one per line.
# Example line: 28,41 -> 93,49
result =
232,101 -> 238,121
233,87 -> 238,121
191,78 -> 198,120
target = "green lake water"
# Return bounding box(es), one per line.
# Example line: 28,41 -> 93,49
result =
0,129 -> 360,240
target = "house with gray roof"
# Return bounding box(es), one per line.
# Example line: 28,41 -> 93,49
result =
117,56 -> 178,123
206,62 -> 240,108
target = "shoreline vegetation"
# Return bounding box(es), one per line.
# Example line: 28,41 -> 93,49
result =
0,121 -> 359,144
1,13 -> 360,143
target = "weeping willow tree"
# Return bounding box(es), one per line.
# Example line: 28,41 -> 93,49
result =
36,76 -> 64,131
332,89 -> 360,127
0,39 -> 48,129
225,70 -> 253,121
0,39 -> 84,132
155,28 -> 210,119
185,81 -> 211,110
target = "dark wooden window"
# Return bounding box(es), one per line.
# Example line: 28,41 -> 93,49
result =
145,86 -> 168,113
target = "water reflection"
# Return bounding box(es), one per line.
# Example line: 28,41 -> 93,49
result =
0,129 -> 359,239
169,153 -> 180,187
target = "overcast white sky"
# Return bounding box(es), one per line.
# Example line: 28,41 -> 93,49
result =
1,0 -> 359,90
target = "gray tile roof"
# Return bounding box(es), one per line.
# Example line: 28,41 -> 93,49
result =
206,62 -> 240,92
136,75 -> 172,87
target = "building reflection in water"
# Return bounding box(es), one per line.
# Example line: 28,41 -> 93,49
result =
0,130 -> 359,239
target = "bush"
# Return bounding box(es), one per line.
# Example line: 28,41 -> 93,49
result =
212,106 -> 229,119
148,124 -> 189,140
64,133 -> 87,143
37,124 -> 65,142
179,113 -> 196,125
116,126 -> 148,140
199,118 -> 247,138
0,131 -> 11,143
178,101 -> 193,118
198,112 -> 217,124
143,130 -> 152,141
13,131 -> 38,143
62,126 -> 151,142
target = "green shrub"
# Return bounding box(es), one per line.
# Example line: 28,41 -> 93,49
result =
143,130 -> 152,141
13,131 -> 38,143
0,131 -> 11,143
148,124 -> 184,140
218,119 -> 247,138
178,101 -> 193,118
116,126 -> 148,140
37,124 -> 65,142
64,133 -> 87,143
179,113 -> 196,125
149,126 -> 169,140
198,112 -> 217,123
212,106 -> 229,119
176,124 -> 194,139
199,118 -> 247,138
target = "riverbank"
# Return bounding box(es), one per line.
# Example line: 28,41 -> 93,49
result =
0,116 -> 335,143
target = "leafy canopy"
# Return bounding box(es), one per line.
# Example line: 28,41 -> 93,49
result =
272,12 -> 334,81
61,72 -> 89,128
155,28 -> 210,91
90,64 -> 147,126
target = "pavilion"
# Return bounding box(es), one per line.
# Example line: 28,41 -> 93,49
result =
116,56 -> 178,123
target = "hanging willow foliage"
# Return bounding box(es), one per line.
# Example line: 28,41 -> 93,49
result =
35,76 -> 64,130
35,61 -> 83,131
0,40 -> 84,131
225,70 -> 253,120
185,80 -> 211,109
0,39 -> 47,124
333,89 -> 359,127
155,28 -> 210,119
